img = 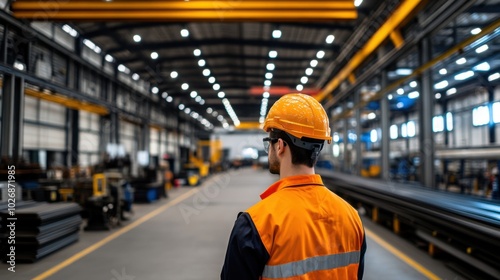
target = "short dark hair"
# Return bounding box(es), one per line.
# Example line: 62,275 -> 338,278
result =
270,129 -> 324,168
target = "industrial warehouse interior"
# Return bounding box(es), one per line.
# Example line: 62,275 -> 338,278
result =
0,0 -> 499,279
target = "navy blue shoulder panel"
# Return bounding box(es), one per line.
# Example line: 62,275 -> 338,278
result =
221,212 -> 270,280
358,232 -> 367,279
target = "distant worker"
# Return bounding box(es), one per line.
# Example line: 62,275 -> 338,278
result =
221,93 -> 366,279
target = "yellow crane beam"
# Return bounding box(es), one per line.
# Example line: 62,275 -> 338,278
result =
12,1 -> 358,21
13,1 -> 356,10
315,0 -> 425,103
235,122 -> 263,130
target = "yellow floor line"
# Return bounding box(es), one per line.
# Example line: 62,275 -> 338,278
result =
365,228 -> 440,280
32,188 -> 200,280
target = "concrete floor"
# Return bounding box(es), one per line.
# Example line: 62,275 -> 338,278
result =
0,168 -> 464,279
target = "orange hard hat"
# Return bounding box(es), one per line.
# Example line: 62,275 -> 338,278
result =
264,93 -> 332,143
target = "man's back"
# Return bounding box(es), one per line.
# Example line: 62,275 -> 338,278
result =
246,174 -> 365,279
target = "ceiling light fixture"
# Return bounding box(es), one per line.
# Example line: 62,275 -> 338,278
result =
474,62 -> 490,71
471,28 -> 481,35
310,60 -> 318,67
180,29 -> 189,37
133,35 -> 141,43
408,91 -> 419,99
488,72 -> 500,81
326,35 -> 335,44
454,70 -> 474,81
265,73 -> 273,79
269,50 -> 278,58
456,57 -> 467,65
170,71 -> 178,79
316,50 -> 325,59
150,52 -> 159,59
475,44 -> 489,54
434,80 -> 449,89
446,88 -> 457,96
193,49 -> 201,56
105,54 -> 114,63
272,30 -> 282,39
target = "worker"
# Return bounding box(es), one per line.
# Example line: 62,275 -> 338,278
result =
221,93 -> 366,279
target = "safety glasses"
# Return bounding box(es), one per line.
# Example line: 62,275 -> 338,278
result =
262,137 -> 279,154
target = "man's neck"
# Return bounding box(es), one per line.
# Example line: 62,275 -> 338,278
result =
279,163 -> 315,179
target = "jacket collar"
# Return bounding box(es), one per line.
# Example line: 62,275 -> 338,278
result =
260,174 -> 324,200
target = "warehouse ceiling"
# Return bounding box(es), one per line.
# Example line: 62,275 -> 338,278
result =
9,0 -> 500,129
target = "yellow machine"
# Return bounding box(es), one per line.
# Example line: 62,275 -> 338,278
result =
183,139 -> 223,186
92,173 -> 107,196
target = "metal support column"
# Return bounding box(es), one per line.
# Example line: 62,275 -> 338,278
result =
69,109 -> 79,166
419,37 -> 435,188
380,71 -> 390,180
494,161 -> 500,199
488,86 -> 496,144
0,24 -> 7,63
110,112 -> 120,144
343,102 -> 350,173
354,91 -> 362,176
98,116 -> 109,155
0,74 -> 25,161
140,122 -> 150,152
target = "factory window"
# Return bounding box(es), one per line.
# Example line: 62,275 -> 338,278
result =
370,129 -> 378,143
493,102 -> 500,123
407,121 -> 416,137
433,116 -> 444,132
472,105 -> 490,126
390,124 -> 398,139
401,123 -> 407,138
332,144 -> 340,157
446,112 -> 454,131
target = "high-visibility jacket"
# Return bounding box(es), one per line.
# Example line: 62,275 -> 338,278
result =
221,174 -> 366,280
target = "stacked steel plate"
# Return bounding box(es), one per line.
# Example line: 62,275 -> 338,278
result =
0,202 -> 82,262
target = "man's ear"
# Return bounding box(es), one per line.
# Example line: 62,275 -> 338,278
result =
277,139 -> 287,155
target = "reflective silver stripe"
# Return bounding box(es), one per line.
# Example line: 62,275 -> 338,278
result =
262,251 -> 360,279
